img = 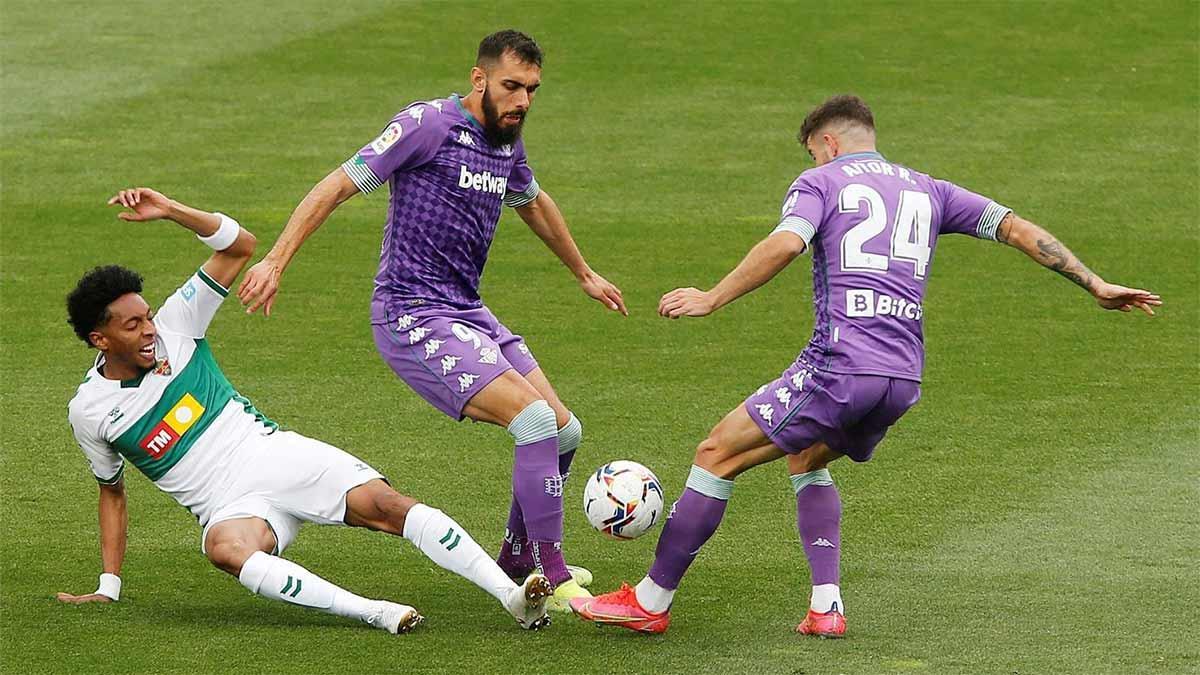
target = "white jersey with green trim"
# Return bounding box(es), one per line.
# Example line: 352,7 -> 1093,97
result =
67,268 -> 278,525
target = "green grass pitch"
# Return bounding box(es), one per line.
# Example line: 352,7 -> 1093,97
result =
2,2 -> 1197,673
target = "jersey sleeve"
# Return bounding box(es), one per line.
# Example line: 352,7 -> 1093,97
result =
69,402 -> 124,485
934,179 -> 1011,241
503,140 -> 540,208
771,173 -> 825,246
340,104 -> 444,194
153,268 -> 228,339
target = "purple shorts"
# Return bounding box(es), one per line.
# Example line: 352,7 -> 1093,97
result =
372,304 -> 539,420
745,359 -> 920,462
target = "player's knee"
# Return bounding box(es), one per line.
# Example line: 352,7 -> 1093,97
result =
206,538 -> 258,576
376,490 -> 418,534
693,434 -> 733,476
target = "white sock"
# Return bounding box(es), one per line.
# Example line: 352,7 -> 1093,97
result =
403,503 -> 516,604
238,551 -> 376,622
811,583 -> 843,613
634,576 -> 674,614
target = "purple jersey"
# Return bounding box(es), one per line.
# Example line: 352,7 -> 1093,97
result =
775,151 -> 1010,381
341,95 -> 540,321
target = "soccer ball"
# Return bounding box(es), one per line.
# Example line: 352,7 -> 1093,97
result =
583,460 -> 665,540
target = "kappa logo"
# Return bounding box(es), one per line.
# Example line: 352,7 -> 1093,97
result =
407,105 -> 425,125
790,370 -> 810,391
810,538 -> 836,548
501,144 -> 513,156
430,100 -> 444,112
478,347 -> 499,365
408,327 -> 431,344
440,355 -> 460,375
139,393 -> 204,459
756,384 -> 769,396
370,122 -> 403,155
423,338 -> 445,359
457,130 -> 475,147
755,403 -> 775,426
457,372 -> 479,392
775,387 -> 792,409
544,474 -> 564,498
397,314 -> 417,330
781,190 -> 799,216
457,164 -> 507,195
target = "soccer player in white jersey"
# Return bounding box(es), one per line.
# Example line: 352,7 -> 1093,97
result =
60,187 -> 555,634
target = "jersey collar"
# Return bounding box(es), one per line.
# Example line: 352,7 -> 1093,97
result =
834,151 -> 885,163
450,94 -> 485,132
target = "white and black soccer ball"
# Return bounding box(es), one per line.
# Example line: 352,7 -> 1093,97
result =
583,460 -> 665,540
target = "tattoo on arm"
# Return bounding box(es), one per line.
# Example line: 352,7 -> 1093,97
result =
1034,237 -> 1097,291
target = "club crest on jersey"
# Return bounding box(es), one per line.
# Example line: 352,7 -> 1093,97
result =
152,358 -> 172,376
139,393 -> 204,459
370,122 -> 403,155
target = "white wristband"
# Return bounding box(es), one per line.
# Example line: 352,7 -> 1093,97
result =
198,213 -> 241,251
96,572 -> 122,601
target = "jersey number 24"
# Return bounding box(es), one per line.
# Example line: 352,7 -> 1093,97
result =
838,184 -> 931,279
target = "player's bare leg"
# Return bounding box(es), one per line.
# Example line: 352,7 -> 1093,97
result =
204,516 -> 423,634
787,444 -> 848,638
494,367 -> 592,589
572,404 -> 785,633
343,479 -> 551,630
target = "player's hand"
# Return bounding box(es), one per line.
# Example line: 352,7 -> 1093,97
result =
237,257 -> 283,316
1092,282 -> 1162,316
579,270 -> 628,316
107,188 -> 173,222
659,287 -> 716,319
55,592 -> 114,605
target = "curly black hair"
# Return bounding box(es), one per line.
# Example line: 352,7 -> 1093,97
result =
798,94 -> 875,147
66,265 -> 144,346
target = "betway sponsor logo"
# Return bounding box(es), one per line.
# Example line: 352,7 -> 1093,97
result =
458,165 -> 507,195
845,289 -> 923,320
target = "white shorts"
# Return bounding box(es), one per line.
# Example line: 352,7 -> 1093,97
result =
200,430 -> 384,555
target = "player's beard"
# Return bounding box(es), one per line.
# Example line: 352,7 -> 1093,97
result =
481,85 -> 526,146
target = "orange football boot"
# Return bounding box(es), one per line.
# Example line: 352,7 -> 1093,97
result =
569,582 -> 671,634
795,606 -> 846,638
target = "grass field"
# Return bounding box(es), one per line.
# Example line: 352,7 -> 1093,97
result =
2,1 -> 1198,673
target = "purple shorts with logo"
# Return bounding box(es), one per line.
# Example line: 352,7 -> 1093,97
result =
372,304 -> 539,420
744,358 -> 920,462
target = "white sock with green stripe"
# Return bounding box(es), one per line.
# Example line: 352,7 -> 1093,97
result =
238,551 -> 376,622
403,502 -> 516,604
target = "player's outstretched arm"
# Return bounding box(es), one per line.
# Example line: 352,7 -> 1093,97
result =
515,190 -> 627,315
995,213 -> 1162,315
659,231 -> 806,319
108,188 -> 257,289
57,481 -> 128,605
237,168 -> 360,316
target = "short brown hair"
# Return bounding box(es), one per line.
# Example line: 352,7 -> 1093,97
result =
798,95 -> 875,146
477,29 -> 543,67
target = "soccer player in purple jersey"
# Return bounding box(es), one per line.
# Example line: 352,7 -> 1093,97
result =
571,95 -> 1161,636
237,30 -> 625,611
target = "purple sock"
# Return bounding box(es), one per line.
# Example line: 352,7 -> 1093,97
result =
796,483 -> 841,586
558,449 -> 576,483
647,487 -> 728,590
513,438 -> 564,543
496,498 -> 534,577
531,540 -> 571,587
